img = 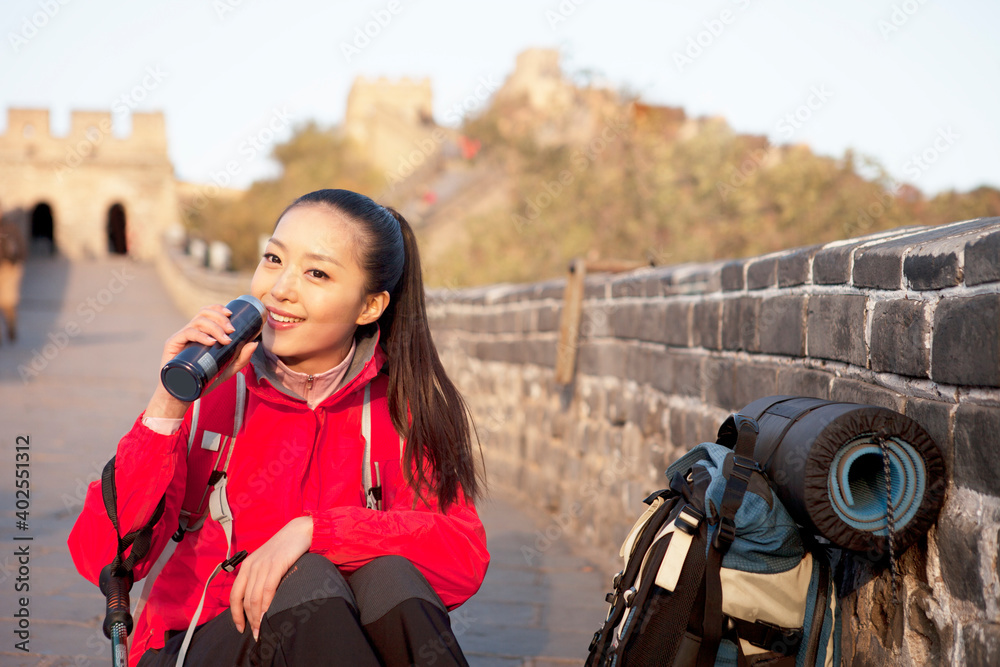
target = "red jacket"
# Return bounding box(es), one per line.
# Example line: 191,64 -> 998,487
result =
68,331 -> 489,661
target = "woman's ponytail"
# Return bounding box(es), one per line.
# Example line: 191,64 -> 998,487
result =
380,206 -> 482,511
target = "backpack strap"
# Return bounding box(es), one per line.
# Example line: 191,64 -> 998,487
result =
699,415 -> 760,666
361,382 -> 404,511
176,372 -> 248,667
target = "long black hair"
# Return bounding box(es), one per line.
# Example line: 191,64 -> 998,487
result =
281,189 -> 482,511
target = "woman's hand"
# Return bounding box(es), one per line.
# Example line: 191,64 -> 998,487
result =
229,516 -> 314,641
144,304 -> 259,419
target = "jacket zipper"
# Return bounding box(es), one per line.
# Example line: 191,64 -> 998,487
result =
306,375 -> 314,392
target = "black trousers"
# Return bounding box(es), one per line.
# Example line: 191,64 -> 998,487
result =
138,554 -> 470,667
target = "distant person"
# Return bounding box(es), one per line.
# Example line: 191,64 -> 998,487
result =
0,209 -> 27,344
69,189 -> 488,665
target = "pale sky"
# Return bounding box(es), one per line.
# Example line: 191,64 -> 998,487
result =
2,0 -> 997,195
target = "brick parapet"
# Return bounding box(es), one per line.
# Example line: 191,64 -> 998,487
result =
429,216 -> 1000,666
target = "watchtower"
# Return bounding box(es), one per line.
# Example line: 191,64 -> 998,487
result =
0,108 -> 179,260
344,77 -> 435,173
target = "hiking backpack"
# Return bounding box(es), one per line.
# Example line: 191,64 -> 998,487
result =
586,414 -> 839,667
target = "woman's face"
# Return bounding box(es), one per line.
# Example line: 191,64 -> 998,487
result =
250,204 -> 386,375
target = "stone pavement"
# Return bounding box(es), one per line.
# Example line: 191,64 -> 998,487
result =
0,256 -> 611,666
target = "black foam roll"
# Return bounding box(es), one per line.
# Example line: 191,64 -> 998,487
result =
734,396 -> 946,553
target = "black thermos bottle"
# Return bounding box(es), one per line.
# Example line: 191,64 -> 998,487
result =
160,295 -> 266,402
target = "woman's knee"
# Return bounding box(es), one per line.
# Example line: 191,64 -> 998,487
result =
267,553 -> 356,616
348,555 -> 446,625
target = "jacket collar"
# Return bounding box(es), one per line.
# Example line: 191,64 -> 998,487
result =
247,324 -> 386,409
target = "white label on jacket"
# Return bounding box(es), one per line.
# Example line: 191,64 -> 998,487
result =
201,430 -> 222,452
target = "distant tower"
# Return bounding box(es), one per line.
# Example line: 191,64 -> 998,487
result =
0,108 -> 179,260
344,77 -> 435,173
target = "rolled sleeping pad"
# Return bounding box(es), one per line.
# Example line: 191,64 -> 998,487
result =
726,396 -> 945,553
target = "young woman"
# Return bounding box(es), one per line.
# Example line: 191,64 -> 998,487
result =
69,189 -> 489,666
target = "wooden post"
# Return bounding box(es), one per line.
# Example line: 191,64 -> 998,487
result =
555,257 -> 587,385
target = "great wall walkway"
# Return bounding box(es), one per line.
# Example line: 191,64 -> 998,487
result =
0,256 -> 610,666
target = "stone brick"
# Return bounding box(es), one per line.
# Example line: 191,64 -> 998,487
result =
691,300 -> 721,350
577,341 -> 628,378
651,352 -> 702,397
721,296 -> 760,352
582,278 -> 608,299
931,294 -> 1000,387
965,223 -> 1000,286
609,302 -> 644,340
494,284 -> 535,303
581,301 -> 615,339
734,363 -> 778,411
537,280 -> 568,300
778,244 -> 822,287
953,403 -> 1000,496
746,257 -> 778,290
758,295 -> 805,356
829,378 -> 905,411
636,302 -> 665,344
610,274 -> 647,298
853,243 -> 908,289
903,237 -> 964,291
904,398 -> 953,465
812,243 -> 854,285
661,301 -> 691,347
936,513 -> 985,607
806,294 -> 867,366
703,357 -> 738,411
527,339 -> 556,368
536,304 -> 561,332
854,219 -> 995,289
721,260 -> 745,291
870,299 -> 929,377
642,268 -> 677,297
625,346 -> 654,387
775,367 -> 831,399
669,408 -> 704,450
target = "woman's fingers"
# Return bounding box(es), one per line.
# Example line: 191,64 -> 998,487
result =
230,558 -> 282,641
160,305 -> 237,365
229,568 -> 248,634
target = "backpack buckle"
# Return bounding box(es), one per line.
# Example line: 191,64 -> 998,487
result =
730,455 -> 759,482
221,550 -> 248,573
675,505 -> 704,535
715,516 -> 737,548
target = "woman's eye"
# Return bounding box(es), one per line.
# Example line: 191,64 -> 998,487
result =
308,269 -> 328,279
263,253 -> 280,264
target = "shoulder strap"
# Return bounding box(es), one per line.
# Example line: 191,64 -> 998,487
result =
177,372 -> 248,667
135,373 -> 247,627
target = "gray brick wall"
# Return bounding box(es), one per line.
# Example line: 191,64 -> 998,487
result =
427,216 -> 1000,667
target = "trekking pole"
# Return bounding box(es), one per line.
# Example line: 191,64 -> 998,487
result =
100,564 -> 134,667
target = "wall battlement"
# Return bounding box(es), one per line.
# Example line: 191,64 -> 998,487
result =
0,108 -> 169,159
428,217 -> 1000,666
